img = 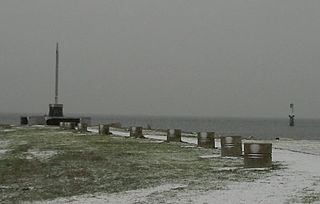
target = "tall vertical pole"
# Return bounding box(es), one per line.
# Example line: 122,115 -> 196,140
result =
55,43 -> 59,104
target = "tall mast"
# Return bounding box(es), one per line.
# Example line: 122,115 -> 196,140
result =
55,42 -> 59,104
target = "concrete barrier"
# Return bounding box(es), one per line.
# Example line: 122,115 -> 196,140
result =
220,136 -> 242,157
197,132 -> 215,148
244,143 -> 272,168
130,126 -> 144,138
167,129 -> 181,142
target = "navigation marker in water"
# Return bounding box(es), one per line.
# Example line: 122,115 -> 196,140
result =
289,103 -> 295,127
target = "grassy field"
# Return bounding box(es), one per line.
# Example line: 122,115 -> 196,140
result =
0,126 -> 277,203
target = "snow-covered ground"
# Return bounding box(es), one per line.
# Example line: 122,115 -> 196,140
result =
170,144 -> 320,204
35,128 -> 320,204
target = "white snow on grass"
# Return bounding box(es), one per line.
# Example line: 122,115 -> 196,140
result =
27,150 -> 58,161
0,140 -> 11,158
30,184 -> 188,204
166,141 -> 320,204
0,129 -> 16,132
84,127 -> 320,203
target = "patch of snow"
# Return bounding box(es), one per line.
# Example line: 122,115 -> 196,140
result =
32,184 -> 188,204
110,130 -> 130,137
181,145 -> 196,148
27,150 -> 58,161
144,134 -> 166,141
1,129 -> 16,132
166,142 -> 320,204
87,127 -> 98,133
0,140 -> 11,158
199,155 -> 220,159
181,137 -> 197,144
33,129 -> 320,204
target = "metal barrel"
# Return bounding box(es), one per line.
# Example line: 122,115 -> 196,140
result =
244,143 -> 272,168
197,132 -> 215,148
59,122 -> 65,128
64,122 -> 76,130
220,136 -> 242,157
78,123 -> 88,132
166,129 -> 181,142
20,117 -> 28,125
130,126 -> 144,138
99,124 -> 110,135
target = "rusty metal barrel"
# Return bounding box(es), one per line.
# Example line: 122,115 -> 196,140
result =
198,132 -> 215,148
244,143 -> 272,168
167,129 -> 181,142
220,136 -> 242,157
78,123 -> 88,132
99,124 -> 110,135
130,126 -> 144,138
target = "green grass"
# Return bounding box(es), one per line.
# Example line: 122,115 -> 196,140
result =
0,126 -> 274,203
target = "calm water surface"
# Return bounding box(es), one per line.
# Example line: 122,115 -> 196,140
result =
1,113 -> 319,140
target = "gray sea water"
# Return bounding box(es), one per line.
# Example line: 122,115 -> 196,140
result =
1,113 -> 320,140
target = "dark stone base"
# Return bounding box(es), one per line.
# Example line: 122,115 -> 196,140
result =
49,104 -> 64,117
46,117 -> 80,126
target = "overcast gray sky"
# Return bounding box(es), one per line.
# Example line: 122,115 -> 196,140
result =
1,0 -> 320,118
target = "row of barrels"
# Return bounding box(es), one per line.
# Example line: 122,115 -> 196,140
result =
59,122 -> 88,132
59,123 -> 272,168
130,126 -> 272,168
